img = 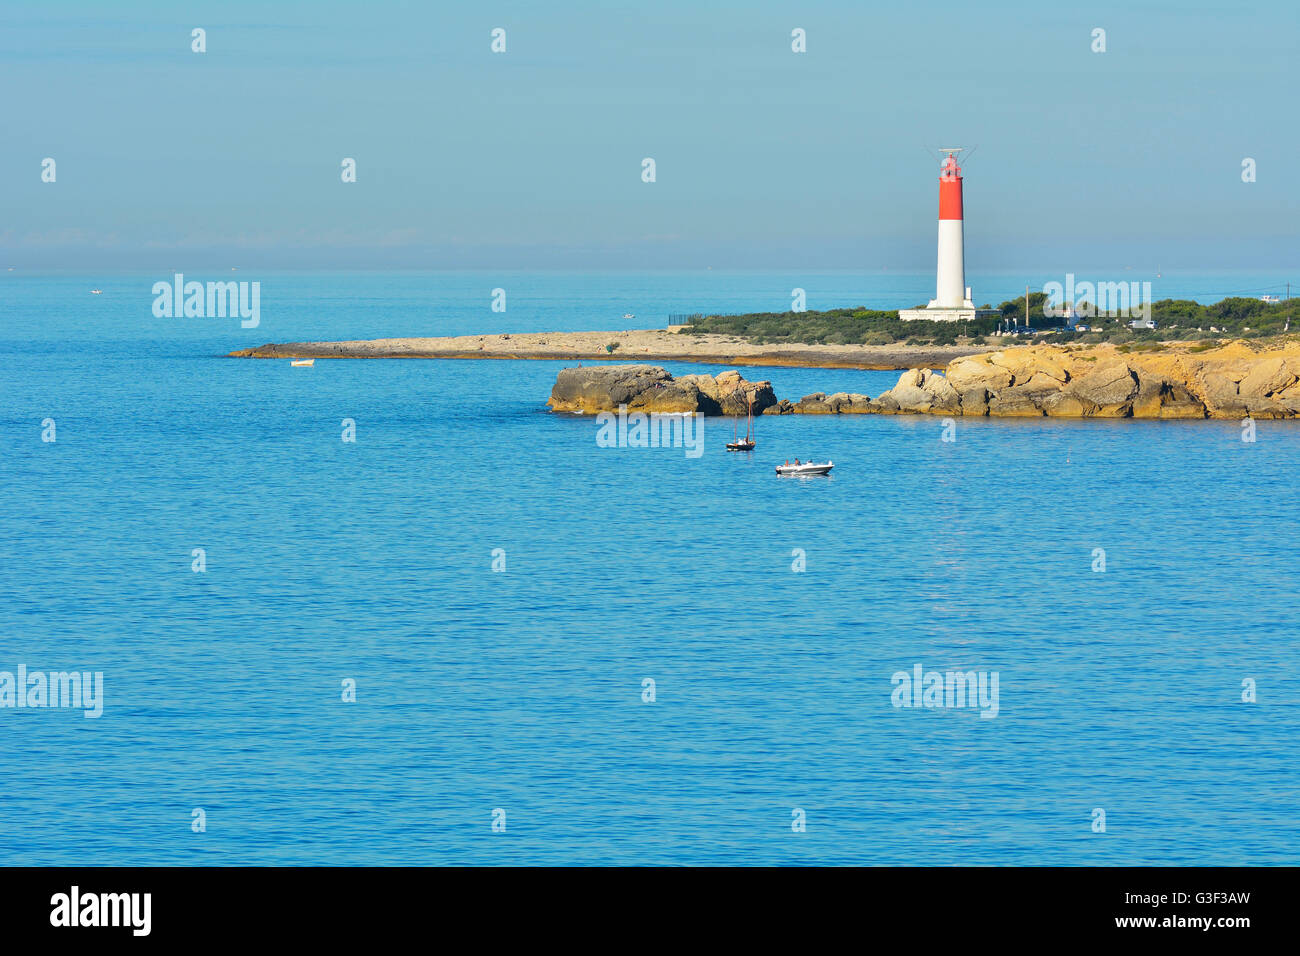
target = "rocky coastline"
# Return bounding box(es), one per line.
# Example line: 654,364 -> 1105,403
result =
547,342 -> 1300,420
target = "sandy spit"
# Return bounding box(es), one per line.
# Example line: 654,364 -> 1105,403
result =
227,328 -> 990,371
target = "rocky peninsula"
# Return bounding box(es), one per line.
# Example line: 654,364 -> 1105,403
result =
547,342 -> 1300,420
228,328 -> 980,371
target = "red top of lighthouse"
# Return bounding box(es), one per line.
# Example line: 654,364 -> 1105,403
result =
938,152 -> 963,221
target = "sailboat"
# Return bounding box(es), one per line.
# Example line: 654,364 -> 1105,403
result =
726,395 -> 755,451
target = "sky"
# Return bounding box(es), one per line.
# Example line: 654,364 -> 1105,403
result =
2,0 -> 1297,271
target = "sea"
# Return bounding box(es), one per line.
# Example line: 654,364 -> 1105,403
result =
1,270 -> 1297,865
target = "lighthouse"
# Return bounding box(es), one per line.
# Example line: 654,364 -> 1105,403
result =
932,152 -> 973,310
899,150 -> 981,322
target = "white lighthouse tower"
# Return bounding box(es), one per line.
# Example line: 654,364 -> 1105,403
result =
900,150 -> 979,322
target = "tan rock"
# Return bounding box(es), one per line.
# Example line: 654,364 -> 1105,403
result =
947,357 -> 1012,391
1238,357 -> 1297,401
547,365 -> 775,415
1130,369 -> 1167,418
880,368 -> 960,413
988,386 -> 1046,417
1042,391 -> 1089,417
987,346 -> 1069,385
1158,385 -> 1209,419
922,372 -> 960,412
1019,370 -> 1068,395
1068,360 -> 1137,415
547,345 -> 1300,421
794,392 -> 835,414
679,370 -> 774,415
885,369 -> 928,408
1130,370 -> 1207,419
1277,381 -> 1300,414
957,387 -> 990,416
827,392 -> 874,413
1200,372 -> 1243,414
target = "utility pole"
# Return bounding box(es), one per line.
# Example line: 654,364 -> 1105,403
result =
1026,284 -> 1031,329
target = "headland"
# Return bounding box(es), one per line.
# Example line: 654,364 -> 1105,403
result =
227,329 -> 985,371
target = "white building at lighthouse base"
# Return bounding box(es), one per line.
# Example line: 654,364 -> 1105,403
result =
899,294 -> 978,324
898,309 -> 978,322
899,284 -> 985,322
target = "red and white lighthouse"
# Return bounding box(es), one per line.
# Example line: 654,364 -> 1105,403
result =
900,150 -> 978,322
932,152 -> 973,309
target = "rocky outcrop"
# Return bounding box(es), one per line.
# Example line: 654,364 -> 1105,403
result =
825,392 -> 875,414
702,369 -> 777,415
1067,360 -> 1138,415
783,391 -> 874,414
548,344 -> 1300,421
546,365 -> 777,415
872,342 -> 1300,419
881,369 -> 961,414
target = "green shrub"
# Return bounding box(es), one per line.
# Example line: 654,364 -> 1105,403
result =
686,295 -> 1295,347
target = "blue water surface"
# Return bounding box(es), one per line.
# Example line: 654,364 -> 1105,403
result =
1,271 -> 1297,865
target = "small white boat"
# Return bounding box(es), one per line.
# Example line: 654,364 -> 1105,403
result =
623,313 -> 635,319
776,461 -> 833,476
90,289 -> 103,294
291,359 -> 315,367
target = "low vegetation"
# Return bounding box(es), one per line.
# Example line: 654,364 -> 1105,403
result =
687,295 -> 1298,347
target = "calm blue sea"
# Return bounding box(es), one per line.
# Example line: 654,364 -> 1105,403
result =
1,271 -> 1297,866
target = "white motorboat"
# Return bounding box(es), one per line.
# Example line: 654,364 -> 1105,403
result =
776,461 -> 833,476
291,359 -> 315,367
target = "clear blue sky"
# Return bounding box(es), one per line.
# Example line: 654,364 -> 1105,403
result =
3,0 -> 1296,271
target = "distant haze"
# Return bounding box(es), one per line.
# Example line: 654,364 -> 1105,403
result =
3,0 -> 1297,272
